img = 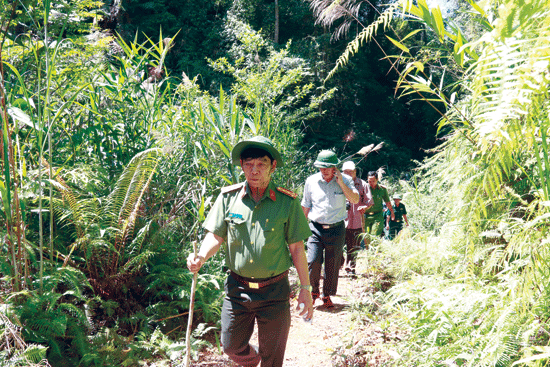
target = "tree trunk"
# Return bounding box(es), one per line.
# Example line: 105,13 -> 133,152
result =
274,0 -> 279,44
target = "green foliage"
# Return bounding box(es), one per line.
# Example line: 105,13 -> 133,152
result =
210,14 -> 336,128
1,0 -> 102,42
387,275 -> 528,366
117,0 -> 231,91
83,325 -> 213,366
317,0 -> 550,366
6,267 -> 92,364
0,0 -> 460,365
325,1 -> 401,81
0,306 -> 49,366
231,0 -> 314,43
52,148 -> 162,285
144,264 -> 223,328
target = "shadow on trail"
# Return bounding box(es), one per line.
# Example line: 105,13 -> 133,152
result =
314,303 -> 348,313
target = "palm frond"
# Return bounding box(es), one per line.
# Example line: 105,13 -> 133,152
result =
309,0 -> 365,41
325,1 -> 400,80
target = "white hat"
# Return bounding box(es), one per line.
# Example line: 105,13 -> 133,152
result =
342,161 -> 356,171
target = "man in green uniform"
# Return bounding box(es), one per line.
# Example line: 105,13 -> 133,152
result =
187,136 -> 313,367
386,194 -> 409,240
364,171 -> 394,246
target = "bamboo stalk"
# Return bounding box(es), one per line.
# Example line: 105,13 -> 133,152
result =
185,241 -> 199,367
0,8 -> 25,291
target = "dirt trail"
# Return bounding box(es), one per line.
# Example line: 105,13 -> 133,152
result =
194,263 -> 392,367
282,270 -> 358,367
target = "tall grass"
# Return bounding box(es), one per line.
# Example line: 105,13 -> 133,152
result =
0,1 -> 329,363
325,0 -> 550,365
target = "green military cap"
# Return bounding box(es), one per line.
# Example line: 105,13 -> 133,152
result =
314,150 -> 340,168
393,194 -> 402,200
231,136 -> 283,167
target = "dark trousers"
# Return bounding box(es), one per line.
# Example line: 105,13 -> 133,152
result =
221,273 -> 291,367
345,228 -> 362,270
388,222 -> 403,240
306,221 -> 345,296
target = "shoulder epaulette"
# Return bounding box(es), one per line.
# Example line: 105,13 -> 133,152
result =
277,186 -> 297,199
221,182 -> 245,194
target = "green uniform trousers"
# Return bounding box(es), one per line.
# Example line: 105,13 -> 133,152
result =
364,212 -> 385,237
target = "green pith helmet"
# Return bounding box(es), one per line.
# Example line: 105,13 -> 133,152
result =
393,194 -> 402,200
231,136 -> 283,167
314,150 -> 340,168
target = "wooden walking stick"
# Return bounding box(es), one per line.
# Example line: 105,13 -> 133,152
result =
185,241 -> 199,367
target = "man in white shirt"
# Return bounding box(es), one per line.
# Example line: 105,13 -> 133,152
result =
301,150 -> 359,308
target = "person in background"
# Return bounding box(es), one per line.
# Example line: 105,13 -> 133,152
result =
301,150 -> 359,308
341,161 -> 373,275
187,136 -> 313,367
364,171 -> 394,246
386,194 -> 409,240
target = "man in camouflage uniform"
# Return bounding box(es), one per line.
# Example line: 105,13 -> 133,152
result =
386,194 -> 409,240
187,136 -> 313,367
364,171 -> 394,246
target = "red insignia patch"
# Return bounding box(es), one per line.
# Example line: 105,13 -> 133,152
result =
276,187 -> 297,199
270,189 -> 277,201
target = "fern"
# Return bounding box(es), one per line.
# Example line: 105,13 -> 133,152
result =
5,268 -> 92,363
104,147 -> 162,275
346,0 -> 550,365
51,148 -> 163,284
0,344 -> 49,366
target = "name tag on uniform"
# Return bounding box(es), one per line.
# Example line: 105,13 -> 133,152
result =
228,213 -> 243,219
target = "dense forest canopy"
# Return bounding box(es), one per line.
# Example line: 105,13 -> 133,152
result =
107,0 -> 442,174
2,0 -> 550,365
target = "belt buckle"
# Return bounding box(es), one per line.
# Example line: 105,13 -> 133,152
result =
322,224 -> 330,229
249,282 -> 259,289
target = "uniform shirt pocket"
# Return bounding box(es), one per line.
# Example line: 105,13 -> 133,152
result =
225,216 -> 247,245
331,192 -> 345,207
260,218 -> 286,248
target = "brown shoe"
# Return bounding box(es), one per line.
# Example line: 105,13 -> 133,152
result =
312,291 -> 320,304
322,296 -> 334,309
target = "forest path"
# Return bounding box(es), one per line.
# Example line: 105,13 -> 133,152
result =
195,255 -> 398,366
282,269 -> 359,367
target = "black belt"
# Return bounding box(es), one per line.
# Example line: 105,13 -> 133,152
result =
394,220 -> 401,222
312,220 -> 344,229
230,270 -> 289,289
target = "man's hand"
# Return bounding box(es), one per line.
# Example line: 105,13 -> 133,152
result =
187,253 -> 205,274
296,289 -> 314,321
357,205 -> 370,215
336,168 -> 360,204
187,232 -> 223,274
334,168 -> 344,184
